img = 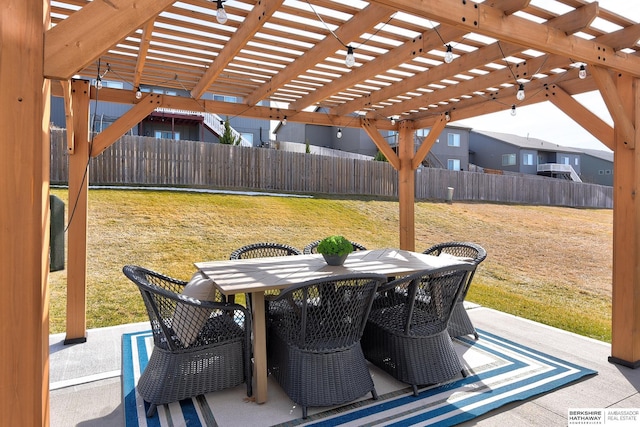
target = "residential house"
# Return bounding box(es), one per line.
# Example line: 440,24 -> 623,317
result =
49,81 -> 272,146
580,148 -> 614,186
469,130 -> 587,182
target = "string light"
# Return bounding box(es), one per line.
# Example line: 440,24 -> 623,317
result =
390,117 -> 396,126
135,87 -> 142,99
215,0 -> 227,24
444,111 -> 451,122
444,44 -> 454,64
516,83 -> 525,101
345,46 -> 355,68
579,64 -> 587,79
95,76 -> 103,90
511,104 -> 517,116
282,116 -> 287,126
337,128 -> 343,139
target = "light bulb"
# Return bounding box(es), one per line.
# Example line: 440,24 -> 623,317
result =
390,117 -> 396,126
511,105 -> 517,116
216,0 -> 227,24
516,83 -> 525,101
282,116 -> 287,126
444,44 -> 454,64
135,87 -> 142,99
579,64 -> 587,79
337,128 -> 342,139
96,77 -> 103,90
444,111 -> 451,122
345,46 -> 355,68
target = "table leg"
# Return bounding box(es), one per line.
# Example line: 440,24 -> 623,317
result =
251,291 -> 268,403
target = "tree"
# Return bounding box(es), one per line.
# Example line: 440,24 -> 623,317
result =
374,150 -> 388,162
219,116 -> 242,145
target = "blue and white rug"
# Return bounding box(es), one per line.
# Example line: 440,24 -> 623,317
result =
123,329 -> 596,427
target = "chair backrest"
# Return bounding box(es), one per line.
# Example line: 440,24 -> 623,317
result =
373,265 -> 475,336
423,241 -> 486,297
230,242 -> 302,259
303,240 -> 367,254
269,273 -> 387,351
122,265 -> 245,350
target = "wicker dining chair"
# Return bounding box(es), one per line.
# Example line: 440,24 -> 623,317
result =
361,264 -> 475,396
423,241 -> 487,339
267,273 -> 387,419
122,265 -> 252,417
229,242 -> 303,305
303,240 -> 367,254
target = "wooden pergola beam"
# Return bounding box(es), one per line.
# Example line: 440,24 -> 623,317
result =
546,84 -> 614,150
413,113 -> 447,170
190,0 -> 283,100
290,25 -> 466,112
361,118 -> 400,169
376,53 -> 568,119
245,3 -> 394,107
91,93 -> 163,157
597,23 -> 640,50
132,19 -> 156,91
591,65 -> 635,149
60,79 -> 75,154
485,0 -> 531,15
334,40 -> 524,117
369,0 -> 640,78
547,2 -> 598,35
44,0 -> 175,80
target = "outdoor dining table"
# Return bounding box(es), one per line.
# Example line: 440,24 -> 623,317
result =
195,248 -> 473,404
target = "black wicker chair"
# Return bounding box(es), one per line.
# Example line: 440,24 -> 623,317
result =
303,240 -> 367,254
361,264 -> 475,396
267,273 -> 387,418
230,242 -> 303,305
423,242 -> 487,339
122,265 -> 252,417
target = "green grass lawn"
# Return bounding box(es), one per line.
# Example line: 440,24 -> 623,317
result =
48,188 -> 613,342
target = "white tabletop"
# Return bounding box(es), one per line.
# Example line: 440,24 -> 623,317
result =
195,248 -> 472,295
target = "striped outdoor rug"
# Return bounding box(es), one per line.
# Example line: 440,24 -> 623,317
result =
123,329 -> 596,427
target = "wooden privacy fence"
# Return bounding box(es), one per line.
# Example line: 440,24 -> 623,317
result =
50,131 -> 613,208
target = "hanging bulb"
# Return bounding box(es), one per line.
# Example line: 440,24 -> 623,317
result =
516,83 -> 525,101
96,77 -> 103,90
216,0 -> 227,24
390,117 -> 396,126
282,116 -> 287,126
337,128 -> 343,139
444,44 -> 454,64
135,87 -> 142,99
511,104 -> 517,116
345,46 -> 355,68
444,111 -> 451,122
579,64 -> 587,80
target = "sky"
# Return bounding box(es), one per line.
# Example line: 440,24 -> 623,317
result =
452,0 -> 640,153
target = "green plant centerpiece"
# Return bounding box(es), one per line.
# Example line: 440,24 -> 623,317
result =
317,235 -> 353,266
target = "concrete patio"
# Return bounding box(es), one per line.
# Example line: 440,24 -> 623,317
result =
49,305 -> 640,426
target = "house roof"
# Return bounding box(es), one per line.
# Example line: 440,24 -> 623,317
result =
47,0 -> 640,142
580,147 -> 615,162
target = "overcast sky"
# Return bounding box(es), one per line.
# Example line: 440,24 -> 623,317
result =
452,0 -> 639,153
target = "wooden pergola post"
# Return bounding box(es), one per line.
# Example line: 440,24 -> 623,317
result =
609,74 -> 640,367
65,79 -> 91,344
0,0 -> 50,425
397,121 -> 416,251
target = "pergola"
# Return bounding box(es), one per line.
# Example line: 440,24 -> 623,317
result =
2,0 -> 640,425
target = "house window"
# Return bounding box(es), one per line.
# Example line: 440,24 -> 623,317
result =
523,153 -> 534,165
155,131 -> 180,140
241,133 -> 253,145
574,157 -> 579,166
560,156 -> 570,165
447,133 -> 460,147
502,153 -> 516,166
447,159 -> 461,171
416,128 -> 430,137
